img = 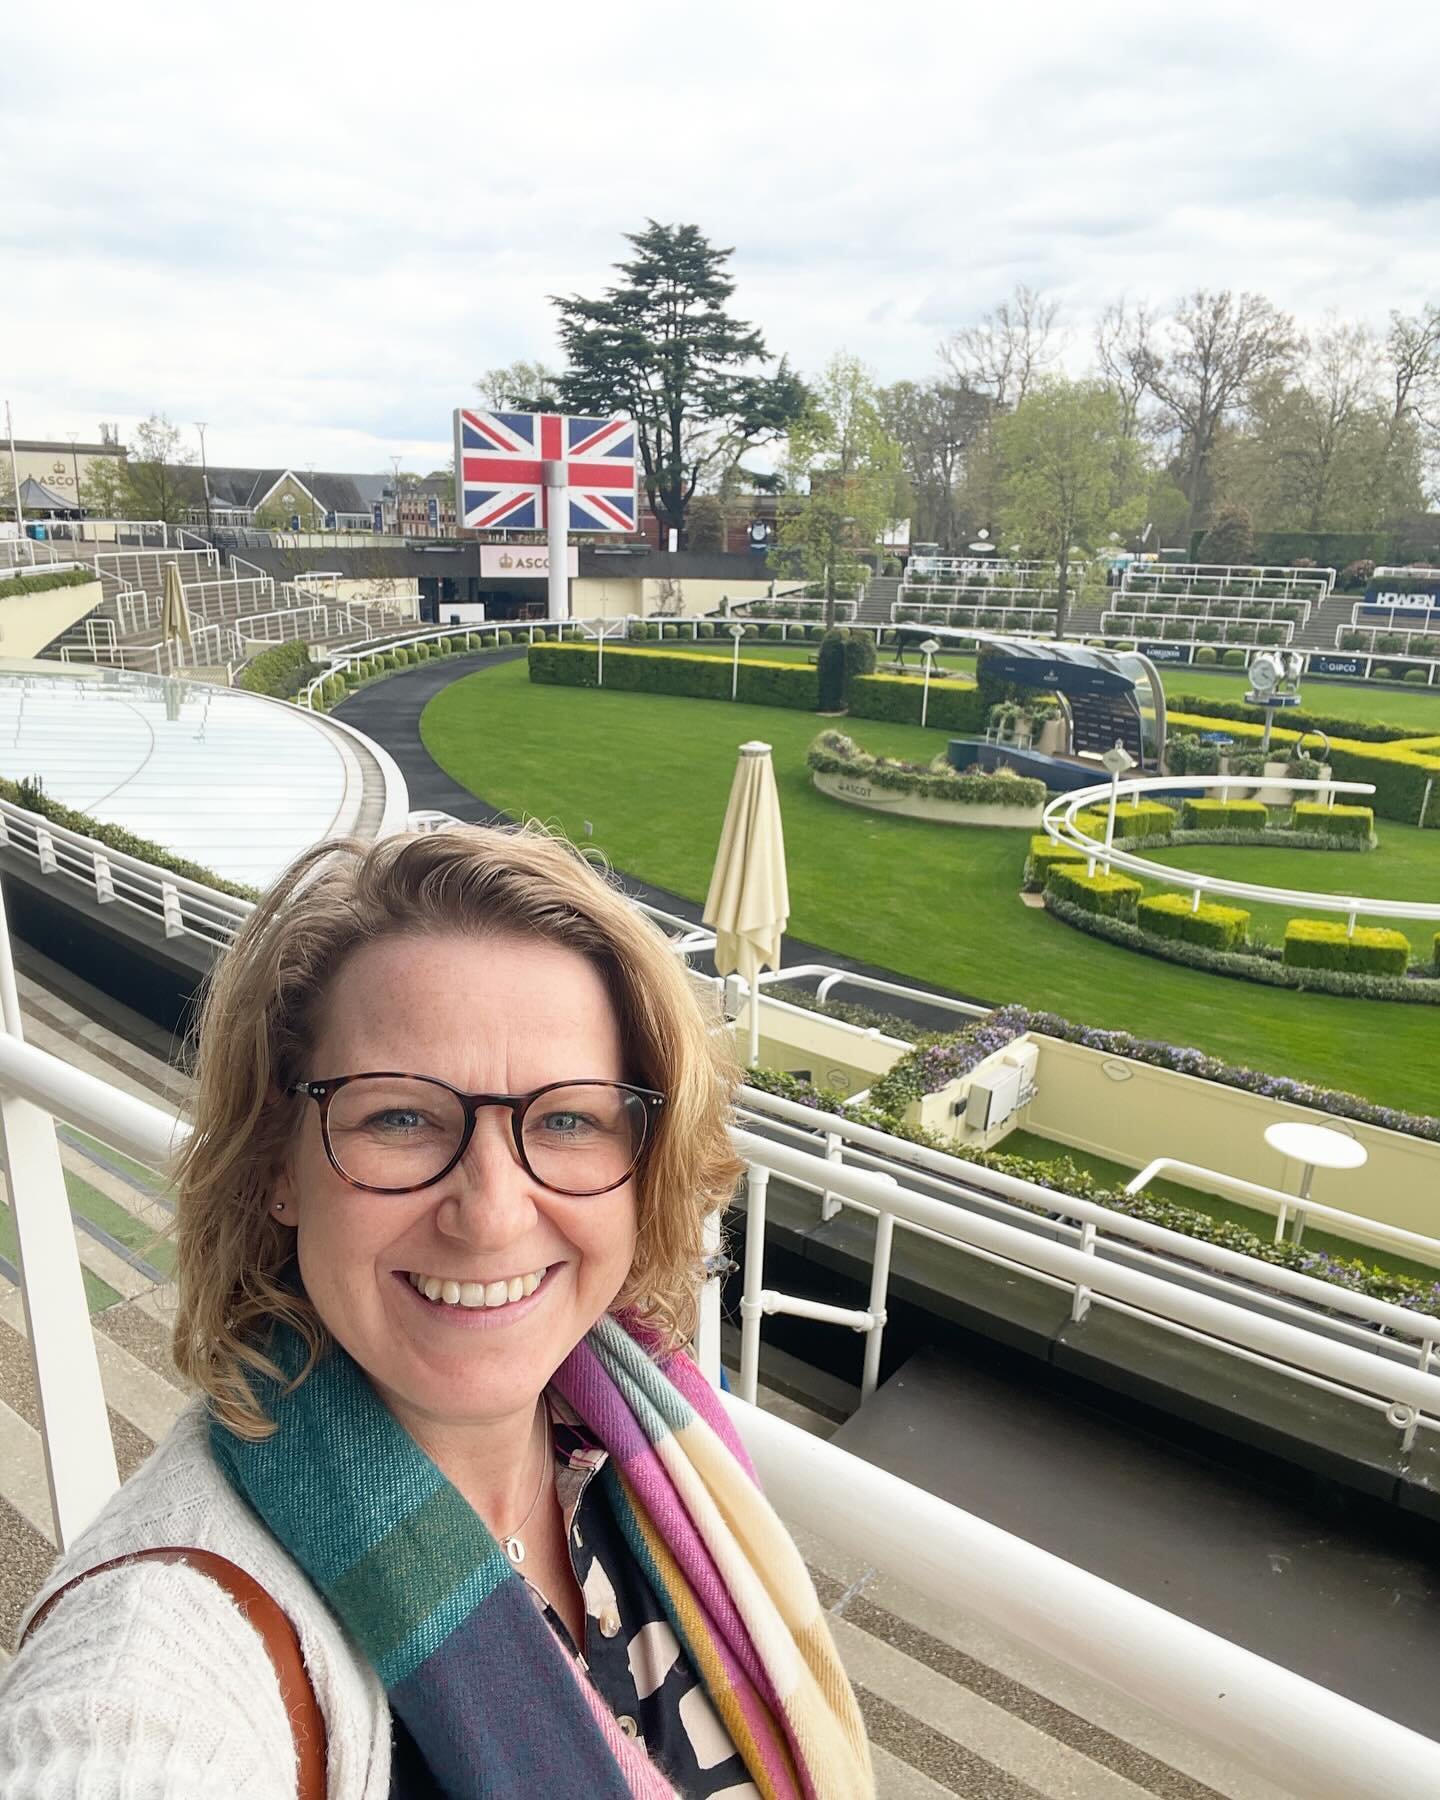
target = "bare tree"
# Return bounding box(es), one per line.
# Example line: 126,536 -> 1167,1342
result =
1093,298 -> 1155,440
1141,291 -> 1301,534
940,284 -> 1062,408
1384,304 -> 1440,498
879,378 -> 990,550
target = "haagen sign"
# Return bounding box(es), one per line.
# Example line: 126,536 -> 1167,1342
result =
479,545 -> 579,580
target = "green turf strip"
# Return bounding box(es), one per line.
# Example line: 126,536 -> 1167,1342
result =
63,1171 -> 175,1277
63,1127 -> 172,1196
0,1199 -> 124,1314
419,658 -> 1440,1114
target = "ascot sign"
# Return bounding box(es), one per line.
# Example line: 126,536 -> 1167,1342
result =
479,546 -> 579,580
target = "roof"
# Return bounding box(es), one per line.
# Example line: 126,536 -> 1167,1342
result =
17,476 -> 78,511
200,466 -> 389,517
978,636 -> 1158,699
12,440 -> 126,457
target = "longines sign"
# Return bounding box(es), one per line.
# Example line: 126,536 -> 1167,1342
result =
479,546 -> 578,580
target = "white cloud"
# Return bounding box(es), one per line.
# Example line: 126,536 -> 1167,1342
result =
5,0 -> 1439,471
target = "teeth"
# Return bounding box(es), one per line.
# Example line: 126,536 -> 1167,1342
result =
408,1269 -> 546,1310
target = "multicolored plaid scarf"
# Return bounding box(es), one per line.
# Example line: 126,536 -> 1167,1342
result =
210,1314 -> 872,1799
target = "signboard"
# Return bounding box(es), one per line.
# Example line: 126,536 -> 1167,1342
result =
479,545 -> 579,580
1362,582 -> 1440,611
427,495 -> 440,529
453,409 -> 637,533
1308,652 -> 1366,679
372,502 -> 385,533
1139,641 -> 1193,665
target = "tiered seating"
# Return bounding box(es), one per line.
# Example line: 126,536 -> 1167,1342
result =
1101,591 -> 1301,646
1120,562 -> 1332,604
898,560 -> 1060,635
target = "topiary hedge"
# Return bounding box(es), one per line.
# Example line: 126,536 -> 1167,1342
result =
1137,892 -> 1250,950
1045,862 -> 1142,920
1167,694 -> 1421,745
1178,797 -> 1269,830
0,567 -> 97,601
528,641 -> 818,709
848,672 -> 985,733
1291,802 -> 1374,841
1107,801 -> 1177,840
1022,836 -> 1087,891
238,639 -> 322,700
1283,920 -> 1411,976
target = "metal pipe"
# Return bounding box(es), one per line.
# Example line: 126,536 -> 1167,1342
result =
737,1165 -> 770,1404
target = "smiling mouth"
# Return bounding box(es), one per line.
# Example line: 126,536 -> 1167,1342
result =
404,1267 -> 549,1310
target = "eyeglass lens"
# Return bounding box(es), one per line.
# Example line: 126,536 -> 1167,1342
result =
322,1077 -> 649,1194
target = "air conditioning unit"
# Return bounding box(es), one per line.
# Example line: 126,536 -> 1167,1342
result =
966,1062 -> 1023,1133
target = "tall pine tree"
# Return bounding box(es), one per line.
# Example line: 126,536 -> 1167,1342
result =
551,222 -> 804,545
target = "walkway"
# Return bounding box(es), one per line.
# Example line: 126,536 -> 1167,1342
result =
0,968 -> 1294,1797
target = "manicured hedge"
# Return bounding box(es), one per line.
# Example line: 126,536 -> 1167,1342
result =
238,638 -> 321,700
848,672 -> 986,733
1166,694 -> 1421,745
1045,862 -> 1142,920
1178,797 -> 1269,830
1291,802 -> 1374,840
1022,836 -> 1087,890
0,567 -> 97,601
1283,920 -> 1411,976
807,731 -> 1044,807
1107,800 -> 1177,840
528,642 -> 818,710
1137,892 -> 1250,950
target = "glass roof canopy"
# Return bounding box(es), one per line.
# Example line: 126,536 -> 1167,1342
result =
0,667 -> 382,888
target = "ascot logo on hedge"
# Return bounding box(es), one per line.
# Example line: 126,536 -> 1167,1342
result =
1140,641 -> 1193,665
479,546 -> 579,579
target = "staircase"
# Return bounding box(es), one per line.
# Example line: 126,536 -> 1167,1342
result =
859,576 -> 900,625
1291,589 -> 1357,651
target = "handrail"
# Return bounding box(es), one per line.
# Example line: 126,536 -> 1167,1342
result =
755,962 -> 989,1020
1044,774 -> 1440,924
1127,1156 -> 1440,1264
733,1400 -> 1439,1799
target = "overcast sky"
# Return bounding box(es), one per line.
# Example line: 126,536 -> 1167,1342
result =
7,0 -> 1440,476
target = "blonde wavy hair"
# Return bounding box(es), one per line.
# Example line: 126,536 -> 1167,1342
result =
173,823 -> 744,1440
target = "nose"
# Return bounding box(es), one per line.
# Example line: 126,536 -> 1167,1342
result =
431,1107 -> 541,1246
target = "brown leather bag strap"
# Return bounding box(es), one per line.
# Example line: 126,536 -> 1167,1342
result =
22,1547 -> 327,1800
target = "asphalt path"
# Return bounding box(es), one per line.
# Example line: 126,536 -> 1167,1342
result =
335,650 -> 992,1027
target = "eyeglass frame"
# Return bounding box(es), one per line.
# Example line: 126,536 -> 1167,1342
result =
286,1072 -> 666,1198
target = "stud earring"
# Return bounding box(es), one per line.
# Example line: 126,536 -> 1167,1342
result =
273,1200 -> 287,1215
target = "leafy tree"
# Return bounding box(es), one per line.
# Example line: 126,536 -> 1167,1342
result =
476,360 -> 562,412
879,378 -> 991,550
995,379 -> 1143,637
78,454 -> 129,519
776,354 -> 902,628
941,284 -> 1063,408
686,494 -> 726,555
122,415 -> 201,526
1138,291 -> 1300,534
1197,501 -> 1254,565
549,221 -> 806,544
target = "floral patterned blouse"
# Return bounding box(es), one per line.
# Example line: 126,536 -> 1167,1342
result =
389,1399 -> 759,1799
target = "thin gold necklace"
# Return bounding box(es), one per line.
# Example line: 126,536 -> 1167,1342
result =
499,1396 -> 551,1567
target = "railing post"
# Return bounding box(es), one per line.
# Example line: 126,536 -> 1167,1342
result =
860,1202 -> 895,1400
1072,1219 -> 1096,1322
92,851 -> 115,903
161,881 -> 185,938
821,1129 -> 844,1221
738,1164 -> 770,1405
696,1210 -> 724,1388
36,827 -> 58,875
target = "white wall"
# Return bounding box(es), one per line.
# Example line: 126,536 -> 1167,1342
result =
0,577 -> 104,658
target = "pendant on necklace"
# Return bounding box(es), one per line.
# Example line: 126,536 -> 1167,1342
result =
505,1535 -> 526,1567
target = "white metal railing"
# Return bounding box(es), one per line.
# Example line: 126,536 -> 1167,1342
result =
5,1009 -> 1438,1794
1121,563 -> 1335,599
1044,772 -> 1440,925
752,962 -> 989,1022
1107,593 -> 1311,625
1103,609 -> 1298,643
299,618 -> 574,707
1339,617 -> 1440,653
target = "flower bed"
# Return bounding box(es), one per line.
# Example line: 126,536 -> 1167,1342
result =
807,731 -> 1044,827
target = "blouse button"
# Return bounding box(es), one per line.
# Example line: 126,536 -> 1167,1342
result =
598,1607 -> 622,1639
618,1715 -> 638,1737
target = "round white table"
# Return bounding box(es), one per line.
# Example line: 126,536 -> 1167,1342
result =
1264,1120 -> 1369,1245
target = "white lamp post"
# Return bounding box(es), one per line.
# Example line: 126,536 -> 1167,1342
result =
1098,741 -> 1137,874
919,637 -> 942,729
729,623 -> 747,700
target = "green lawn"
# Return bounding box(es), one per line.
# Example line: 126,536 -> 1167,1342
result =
420,659 -> 1440,1113
1158,669 -> 1440,732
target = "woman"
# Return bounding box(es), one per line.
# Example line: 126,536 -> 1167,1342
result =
1,825 -> 873,1798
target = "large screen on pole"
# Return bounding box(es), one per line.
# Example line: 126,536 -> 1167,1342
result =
453,409 -> 638,533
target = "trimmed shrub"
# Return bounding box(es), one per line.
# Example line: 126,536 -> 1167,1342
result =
1045,862 -> 1142,920
1138,892 -> 1250,950
848,673 -> 985,733
1108,800 -> 1178,841
1291,802 -> 1374,841
817,630 -> 847,710
843,630 -> 877,682
528,642 -> 818,709
1405,669 -> 1429,684
1221,648 -> 1247,667
1022,836 -> 1087,891
809,732 -> 1044,808
1283,920 -> 1411,975
1179,798 -> 1268,830
1195,646 -> 1218,664
238,638 -> 321,700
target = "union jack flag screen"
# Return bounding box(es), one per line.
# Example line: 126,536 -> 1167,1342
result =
453,409 -> 638,533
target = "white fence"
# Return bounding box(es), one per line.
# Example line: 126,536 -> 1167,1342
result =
1121,562 -> 1334,600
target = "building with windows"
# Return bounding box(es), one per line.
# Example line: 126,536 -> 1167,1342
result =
3,435 -> 128,518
